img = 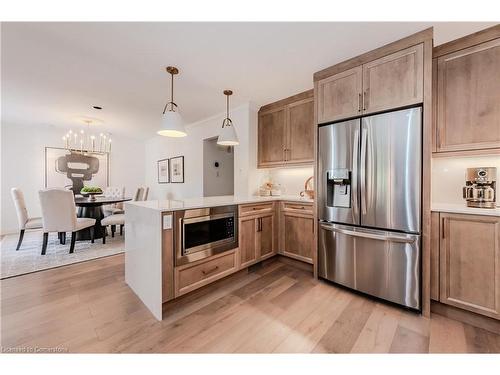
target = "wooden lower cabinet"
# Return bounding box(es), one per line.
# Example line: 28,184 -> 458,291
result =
439,213 -> 500,320
430,211 -> 440,301
174,250 -> 238,297
257,214 -> 274,259
239,216 -> 258,267
280,203 -> 314,264
239,207 -> 276,268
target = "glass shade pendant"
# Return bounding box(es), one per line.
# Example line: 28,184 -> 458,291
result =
217,90 -> 239,146
158,66 -> 187,137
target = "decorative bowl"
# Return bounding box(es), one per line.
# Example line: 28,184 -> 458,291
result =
80,192 -> 103,201
80,188 -> 103,202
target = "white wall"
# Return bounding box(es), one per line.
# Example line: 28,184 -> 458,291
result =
257,166 -> 314,196
203,138 -> 234,197
1,123 -> 146,234
145,103 -> 260,200
432,155 -> 500,207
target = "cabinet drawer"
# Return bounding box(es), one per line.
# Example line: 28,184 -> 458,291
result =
239,202 -> 274,217
281,201 -> 313,215
175,251 -> 237,297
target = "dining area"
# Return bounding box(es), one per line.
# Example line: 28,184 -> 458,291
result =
1,186 -> 149,279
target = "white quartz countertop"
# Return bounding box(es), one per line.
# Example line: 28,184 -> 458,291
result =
125,195 -> 314,212
431,203 -> 500,217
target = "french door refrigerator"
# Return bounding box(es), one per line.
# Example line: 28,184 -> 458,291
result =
318,107 -> 422,310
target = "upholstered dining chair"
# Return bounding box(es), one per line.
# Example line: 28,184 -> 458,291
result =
101,213 -> 125,244
133,187 -> 144,201
103,186 -> 126,216
38,188 -> 96,255
142,187 -> 149,201
10,187 -> 43,250
133,186 -> 149,201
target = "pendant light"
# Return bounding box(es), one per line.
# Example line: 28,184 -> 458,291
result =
217,90 -> 239,146
158,66 -> 187,137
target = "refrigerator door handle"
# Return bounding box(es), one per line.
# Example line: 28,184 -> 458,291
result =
360,129 -> 368,215
352,128 -> 359,220
320,224 -> 416,244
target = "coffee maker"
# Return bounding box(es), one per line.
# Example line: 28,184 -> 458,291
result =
463,167 -> 497,208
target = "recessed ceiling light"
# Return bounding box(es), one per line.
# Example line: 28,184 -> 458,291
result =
93,106 -> 102,110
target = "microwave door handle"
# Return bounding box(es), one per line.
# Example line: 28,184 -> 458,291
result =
320,224 -> 416,244
352,128 -> 359,220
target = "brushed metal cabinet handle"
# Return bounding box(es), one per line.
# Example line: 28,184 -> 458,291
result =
358,93 -> 362,112
442,217 -> 446,239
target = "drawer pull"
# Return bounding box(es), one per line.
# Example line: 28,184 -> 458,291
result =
202,266 -> 219,275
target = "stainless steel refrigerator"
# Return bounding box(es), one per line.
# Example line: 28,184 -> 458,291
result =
318,107 -> 422,310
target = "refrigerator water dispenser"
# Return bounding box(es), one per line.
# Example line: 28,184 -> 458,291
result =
326,169 -> 351,208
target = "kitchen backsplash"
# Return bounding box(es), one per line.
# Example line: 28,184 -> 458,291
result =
255,166 -> 314,196
432,155 -> 500,206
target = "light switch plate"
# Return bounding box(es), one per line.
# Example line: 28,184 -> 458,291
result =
162,214 -> 172,230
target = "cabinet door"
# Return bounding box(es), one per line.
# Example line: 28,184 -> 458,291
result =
362,44 -> 423,114
286,97 -> 314,164
282,212 -> 314,264
430,212 -> 440,301
258,107 -> 286,167
440,213 -> 500,320
317,66 -> 362,124
239,216 -> 257,268
257,214 -> 275,259
436,39 -> 500,152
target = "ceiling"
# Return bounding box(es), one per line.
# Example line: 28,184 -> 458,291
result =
1,22 -> 496,139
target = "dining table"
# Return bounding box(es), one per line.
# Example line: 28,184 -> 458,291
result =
74,196 -> 132,240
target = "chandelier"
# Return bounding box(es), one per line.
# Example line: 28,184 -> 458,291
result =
62,119 -> 111,154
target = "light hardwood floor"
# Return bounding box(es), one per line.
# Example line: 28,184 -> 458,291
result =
1,254 -> 499,353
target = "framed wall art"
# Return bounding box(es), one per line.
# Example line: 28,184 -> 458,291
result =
169,156 -> 184,183
157,158 -> 170,183
45,147 -> 109,194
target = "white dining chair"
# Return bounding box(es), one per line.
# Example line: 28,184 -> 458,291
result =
103,186 -> 126,215
10,187 -> 43,250
101,213 -> 125,243
133,187 -> 143,201
39,188 -> 96,255
133,186 -> 149,201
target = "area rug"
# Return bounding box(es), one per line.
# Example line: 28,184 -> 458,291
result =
0,229 -> 124,279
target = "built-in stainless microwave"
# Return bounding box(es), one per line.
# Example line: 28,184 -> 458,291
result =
174,205 -> 238,266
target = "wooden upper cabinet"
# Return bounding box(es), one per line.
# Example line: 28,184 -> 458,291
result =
317,66 -> 362,124
362,44 -> 424,114
258,108 -> 286,166
436,38 -> 500,152
439,213 -> 500,320
286,97 -> 314,163
258,90 -> 314,168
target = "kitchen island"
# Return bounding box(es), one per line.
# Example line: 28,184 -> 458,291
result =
124,195 -> 313,320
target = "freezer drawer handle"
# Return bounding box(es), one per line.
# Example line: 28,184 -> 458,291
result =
320,224 -> 416,244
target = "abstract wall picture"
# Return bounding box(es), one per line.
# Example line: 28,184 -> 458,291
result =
45,147 -> 109,194
157,158 -> 170,183
169,156 -> 184,183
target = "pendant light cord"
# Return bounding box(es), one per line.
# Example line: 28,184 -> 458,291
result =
163,70 -> 178,114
